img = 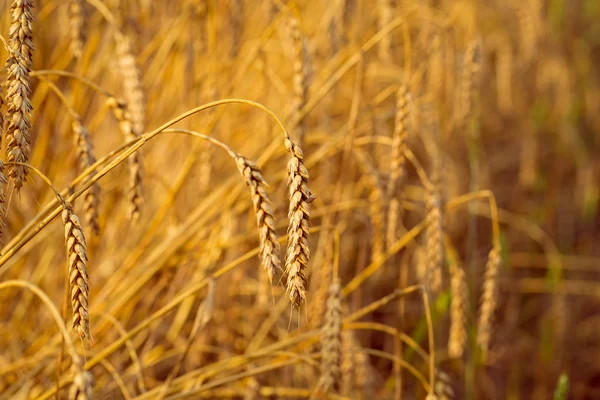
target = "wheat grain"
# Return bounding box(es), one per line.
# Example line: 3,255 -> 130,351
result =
234,155 -> 281,284
284,137 -> 315,308
68,0 -> 86,59
72,119 -> 100,235
4,0 -> 35,190
62,201 -> 92,342
477,245 -> 501,356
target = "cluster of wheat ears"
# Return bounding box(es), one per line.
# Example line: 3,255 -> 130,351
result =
0,0 -> 598,399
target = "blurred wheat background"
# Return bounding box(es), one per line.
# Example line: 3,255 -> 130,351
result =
0,0 -> 599,399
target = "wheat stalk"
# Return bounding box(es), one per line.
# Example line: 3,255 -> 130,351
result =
377,0 -> 393,63
72,119 -> 100,235
477,245 -> 501,357
0,86 -> 6,248
234,155 -> 281,284
284,137 -> 315,308
68,0 -> 86,59
106,97 -> 144,221
4,0 -> 35,190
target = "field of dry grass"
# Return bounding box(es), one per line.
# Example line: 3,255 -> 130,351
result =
0,0 -> 598,399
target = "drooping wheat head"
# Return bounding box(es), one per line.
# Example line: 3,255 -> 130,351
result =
284,137 -> 315,308
62,200 -> 92,342
234,154 -> 281,284
4,0 -> 35,190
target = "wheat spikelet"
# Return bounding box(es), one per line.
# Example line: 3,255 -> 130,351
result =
234,154 -> 281,284
425,184 -> 443,292
316,279 -> 342,395
4,0 -> 35,190
62,201 -> 91,342
288,16 -> 310,148
477,245 -> 501,356
284,137 -> 315,308
448,253 -> 468,358
68,363 -> 93,400
72,119 -> 100,235
114,31 -> 146,136
386,84 -> 411,248
106,97 -> 144,221
68,0 -> 86,59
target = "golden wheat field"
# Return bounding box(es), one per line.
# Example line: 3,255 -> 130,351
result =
0,0 -> 598,399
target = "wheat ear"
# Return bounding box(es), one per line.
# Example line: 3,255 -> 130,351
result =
72,119 -> 100,234
386,84 -> 411,248
69,364 -> 93,400
288,16 -> 310,148
316,279 -> 342,395
477,245 -> 501,357
68,0 -> 86,59
106,97 -> 144,221
4,0 -> 35,190
114,30 -> 146,136
425,183 -> 443,292
234,155 -> 281,284
447,249 -> 467,358
62,200 -> 92,342
284,137 -> 315,308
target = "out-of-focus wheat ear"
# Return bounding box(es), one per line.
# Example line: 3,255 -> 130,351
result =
425,183 -> 444,292
0,86 -> 6,249
477,245 -> 501,358
288,16 -> 310,149
340,330 -> 355,396
377,0 -> 392,63
68,0 -> 86,59
61,200 -> 92,343
69,361 -> 93,400
234,154 -> 281,284
106,97 -> 144,221
72,119 -> 100,235
4,0 -> 35,191
435,370 -> 456,400
284,137 -> 315,308
229,0 -> 243,58
114,30 -> 146,136
458,39 -> 481,133
356,150 -> 385,263
447,249 -> 468,359
315,279 -> 342,396
386,84 -> 411,249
